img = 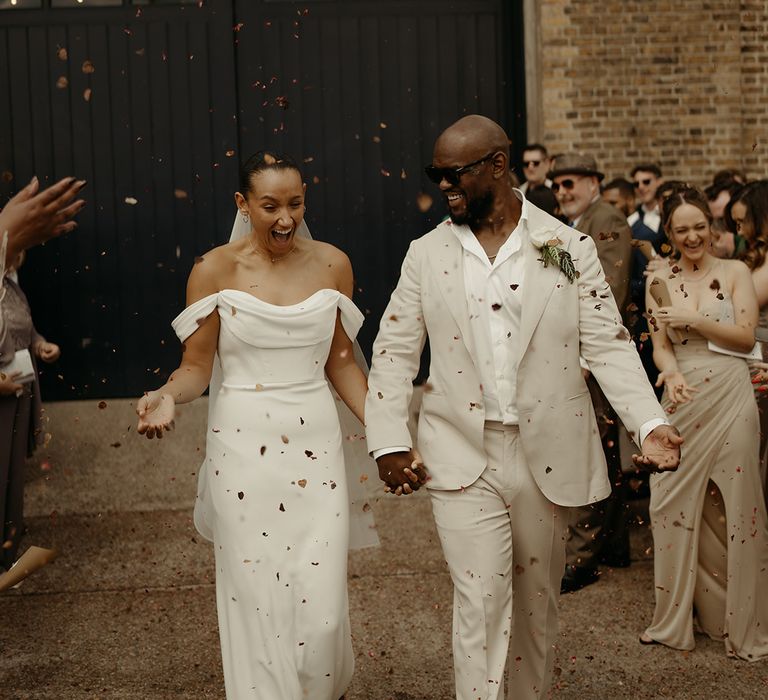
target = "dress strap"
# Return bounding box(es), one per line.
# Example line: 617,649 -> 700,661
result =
337,294 -> 365,341
171,293 -> 219,342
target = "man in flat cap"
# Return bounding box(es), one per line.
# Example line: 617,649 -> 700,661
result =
549,152 -> 636,593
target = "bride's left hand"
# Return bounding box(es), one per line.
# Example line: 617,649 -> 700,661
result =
136,390 -> 175,439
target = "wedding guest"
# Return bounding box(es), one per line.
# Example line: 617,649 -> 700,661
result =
524,183 -> 561,220
706,178 -> 746,259
725,180 -> 768,497
549,152 -> 635,592
0,250 -> 61,572
642,186 -> 768,659
1,176 -> 86,266
712,168 -> 748,187
519,143 -> 551,194
602,177 -> 636,219
137,152 -> 390,699
628,164 -> 664,249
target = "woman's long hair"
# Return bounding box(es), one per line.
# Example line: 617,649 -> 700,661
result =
725,180 -> 768,271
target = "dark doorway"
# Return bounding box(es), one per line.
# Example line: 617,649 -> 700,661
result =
0,0 -> 525,399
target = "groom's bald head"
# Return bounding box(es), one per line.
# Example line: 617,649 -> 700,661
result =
433,115 -> 511,167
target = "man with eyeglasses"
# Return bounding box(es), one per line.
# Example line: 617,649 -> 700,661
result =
628,163 -> 664,249
548,153 -> 637,594
519,143 -> 551,194
366,118 -> 680,700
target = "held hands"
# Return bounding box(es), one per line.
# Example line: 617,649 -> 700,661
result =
0,370 -> 23,396
136,390 -> 176,439
34,341 -> 60,363
376,449 -> 429,496
656,306 -> 702,330
655,369 -> 699,405
632,424 -> 683,473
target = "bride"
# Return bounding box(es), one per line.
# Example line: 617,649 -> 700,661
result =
136,152 -> 413,698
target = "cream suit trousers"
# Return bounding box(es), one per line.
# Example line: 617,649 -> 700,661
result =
429,423 -> 567,700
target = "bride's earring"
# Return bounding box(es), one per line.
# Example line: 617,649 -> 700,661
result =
241,211 -> 249,223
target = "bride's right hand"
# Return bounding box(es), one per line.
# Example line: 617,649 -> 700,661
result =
136,391 -> 175,439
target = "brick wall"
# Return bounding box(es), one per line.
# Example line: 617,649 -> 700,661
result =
533,1 -> 768,186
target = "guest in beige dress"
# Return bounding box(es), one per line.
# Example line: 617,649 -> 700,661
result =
643,186 -> 768,660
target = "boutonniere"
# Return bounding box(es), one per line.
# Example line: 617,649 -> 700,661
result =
530,231 -> 577,284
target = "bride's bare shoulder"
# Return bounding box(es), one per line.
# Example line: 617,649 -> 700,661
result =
309,239 -> 351,268
187,241 -> 244,290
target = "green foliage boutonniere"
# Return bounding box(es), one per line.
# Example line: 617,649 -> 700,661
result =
535,237 -> 577,284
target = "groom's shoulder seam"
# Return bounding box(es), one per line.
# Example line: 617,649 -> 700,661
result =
417,219 -> 453,245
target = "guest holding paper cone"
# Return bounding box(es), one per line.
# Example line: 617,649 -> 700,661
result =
642,186 -> 768,659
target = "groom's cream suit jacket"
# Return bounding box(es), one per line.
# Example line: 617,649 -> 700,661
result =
365,204 -> 666,507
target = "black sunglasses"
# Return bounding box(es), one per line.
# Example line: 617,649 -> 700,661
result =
633,178 -> 653,188
551,178 -> 581,193
523,160 -> 541,168
424,152 -> 497,185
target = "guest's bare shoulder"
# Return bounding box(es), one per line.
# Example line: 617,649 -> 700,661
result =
719,257 -> 753,287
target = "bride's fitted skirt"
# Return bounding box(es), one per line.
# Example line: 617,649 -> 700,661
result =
201,379 -> 353,699
645,341 -> 768,659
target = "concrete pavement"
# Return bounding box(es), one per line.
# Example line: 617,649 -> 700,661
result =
1,398 -> 767,699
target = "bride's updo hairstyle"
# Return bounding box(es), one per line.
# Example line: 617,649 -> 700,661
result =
239,151 -> 303,196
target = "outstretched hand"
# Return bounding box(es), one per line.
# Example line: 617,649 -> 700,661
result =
1,176 -> 86,263
136,390 -> 175,439
632,424 -> 683,473
376,449 -> 429,495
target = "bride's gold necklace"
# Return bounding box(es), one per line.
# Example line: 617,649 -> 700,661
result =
248,235 -> 297,263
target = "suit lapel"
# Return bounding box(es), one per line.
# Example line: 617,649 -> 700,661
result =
518,209 -> 568,357
428,224 -> 477,360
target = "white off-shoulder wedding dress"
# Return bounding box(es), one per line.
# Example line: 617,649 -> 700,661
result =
172,287 -> 367,699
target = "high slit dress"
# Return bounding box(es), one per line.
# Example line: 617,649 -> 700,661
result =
644,292 -> 768,660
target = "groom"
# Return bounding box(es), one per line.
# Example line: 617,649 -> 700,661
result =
365,115 -> 682,700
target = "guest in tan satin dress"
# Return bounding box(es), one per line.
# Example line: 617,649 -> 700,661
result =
643,186 -> 768,660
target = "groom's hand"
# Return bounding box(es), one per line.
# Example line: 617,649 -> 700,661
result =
376,451 -> 428,496
632,424 -> 683,473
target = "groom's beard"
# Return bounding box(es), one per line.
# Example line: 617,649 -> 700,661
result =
449,189 -> 495,226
